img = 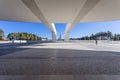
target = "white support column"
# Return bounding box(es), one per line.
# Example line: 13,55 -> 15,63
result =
65,0 -> 100,41
65,32 -> 69,42
21,0 -> 57,41
64,23 -> 71,41
52,32 -> 56,42
51,23 -> 57,42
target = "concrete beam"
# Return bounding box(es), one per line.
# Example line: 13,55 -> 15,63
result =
64,32 -> 69,42
51,23 -> 57,42
65,0 -> 100,41
64,23 -> 71,41
21,0 -> 56,41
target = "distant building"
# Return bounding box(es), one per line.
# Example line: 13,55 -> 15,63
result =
41,38 -> 48,41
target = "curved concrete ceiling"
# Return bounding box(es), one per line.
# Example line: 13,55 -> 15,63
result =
0,0 -> 40,22
81,0 -> 120,22
35,0 -> 86,23
0,0 -> 120,23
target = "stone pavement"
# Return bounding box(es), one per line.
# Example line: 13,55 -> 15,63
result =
0,41 -> 120,80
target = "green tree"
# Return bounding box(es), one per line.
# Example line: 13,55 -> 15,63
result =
79,31 -> 113,40
107,31 -> 112,40
7,32 -> 42,41
0,29 -> 4,40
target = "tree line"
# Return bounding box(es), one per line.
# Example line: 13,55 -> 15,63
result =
7,32 -> 42,40
0,29 -> 4,40
0,28 -> 42,41
70,31 -> 120,41
1,28 -> 120,41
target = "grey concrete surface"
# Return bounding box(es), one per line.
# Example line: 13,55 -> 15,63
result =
0,41 -> 120,80
0,75 -> 120,80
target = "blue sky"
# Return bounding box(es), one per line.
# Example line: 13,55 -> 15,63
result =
0,20 -> 120,39
70,21 -> 120,38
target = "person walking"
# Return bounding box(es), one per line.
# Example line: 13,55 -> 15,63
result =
95,40 -> 98,45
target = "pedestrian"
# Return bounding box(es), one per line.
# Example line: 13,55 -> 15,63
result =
95,40 -> 98,45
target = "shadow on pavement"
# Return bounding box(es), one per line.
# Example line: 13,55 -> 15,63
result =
0,48 -> 120,75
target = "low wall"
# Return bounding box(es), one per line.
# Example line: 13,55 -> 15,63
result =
0,40 -> 52,44
0,41 -> 12,43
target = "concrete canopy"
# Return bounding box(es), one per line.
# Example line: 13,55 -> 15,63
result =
0,0 -> 120,41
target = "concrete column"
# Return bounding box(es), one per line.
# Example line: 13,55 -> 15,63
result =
21,0 -> 57,42
65,0 -> 100,42
52,32 -> 56,42
65,32 -> 69,42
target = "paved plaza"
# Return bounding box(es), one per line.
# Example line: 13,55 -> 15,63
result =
0,41 -> 120,80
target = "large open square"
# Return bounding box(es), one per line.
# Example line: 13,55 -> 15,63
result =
0,0 -> 120,79
0,41 -> 120,80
